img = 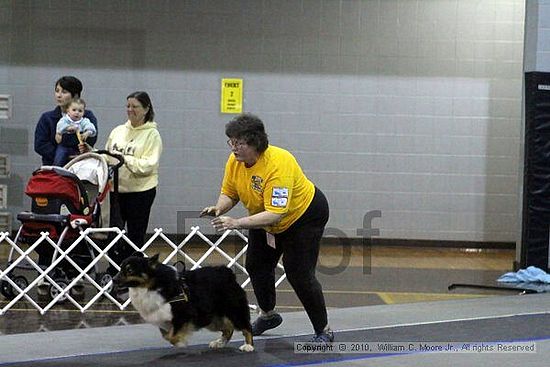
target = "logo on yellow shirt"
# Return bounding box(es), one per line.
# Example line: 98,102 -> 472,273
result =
251,175 -> 263,193
271,187 -> 289,207
112,141 -> 136,156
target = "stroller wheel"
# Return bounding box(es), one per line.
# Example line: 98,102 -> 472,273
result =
12,276 -> 29,295
49,278 -> 69,302
96,272 -> 113,293
0,279 -> 14,299
0,275 -> 29,300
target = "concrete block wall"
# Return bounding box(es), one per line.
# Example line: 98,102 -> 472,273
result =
0,0 -> 525,242
524,0 -> 550,71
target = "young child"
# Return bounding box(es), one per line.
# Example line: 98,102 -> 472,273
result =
53,98 -> 97,166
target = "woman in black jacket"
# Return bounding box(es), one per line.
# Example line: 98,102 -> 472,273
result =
34,76 -> 98,166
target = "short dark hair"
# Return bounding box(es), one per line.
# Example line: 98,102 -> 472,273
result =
225,113 -> 269,153
55,76 -> 83,98
127,91 -> 155,122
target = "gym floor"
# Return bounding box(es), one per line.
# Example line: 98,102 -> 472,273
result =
3,243 -> 548,367
0,244 -> 515,335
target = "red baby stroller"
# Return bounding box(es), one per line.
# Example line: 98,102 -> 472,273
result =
0,150 -> 123,301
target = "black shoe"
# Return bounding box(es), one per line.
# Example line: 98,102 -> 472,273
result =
251,313 -> 283,336
70,283 -> 85,299
309,330 -> 334,343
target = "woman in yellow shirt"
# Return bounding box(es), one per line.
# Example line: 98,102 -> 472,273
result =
201,113 -> 333,343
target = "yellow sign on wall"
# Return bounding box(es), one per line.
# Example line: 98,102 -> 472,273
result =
221,78 -> 243,114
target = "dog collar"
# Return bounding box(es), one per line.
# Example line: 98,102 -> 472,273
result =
168,279 -> 190,304
168,291 -> 188,304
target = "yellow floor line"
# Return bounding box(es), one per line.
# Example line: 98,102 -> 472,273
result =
377,292 -> 396,305
276,288 -> 490,298
376,291 -> 487,305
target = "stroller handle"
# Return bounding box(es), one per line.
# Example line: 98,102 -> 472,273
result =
95,150 -> 125,170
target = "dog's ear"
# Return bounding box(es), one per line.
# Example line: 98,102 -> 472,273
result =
147,253 -> 160,268
131,251 -> 144,258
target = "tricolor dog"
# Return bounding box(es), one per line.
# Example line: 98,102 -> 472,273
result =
113,253 -> 254,352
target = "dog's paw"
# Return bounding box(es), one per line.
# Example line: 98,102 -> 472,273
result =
174,340 -> 188,348
239,343 -> 255,352
209,338 -> 228,349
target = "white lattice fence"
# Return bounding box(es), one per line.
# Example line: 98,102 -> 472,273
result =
0,226 -> 286,314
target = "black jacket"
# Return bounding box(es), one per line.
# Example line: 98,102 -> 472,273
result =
34,106 -> 98,165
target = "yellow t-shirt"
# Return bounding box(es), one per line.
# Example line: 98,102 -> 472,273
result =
221,145 -> 315,234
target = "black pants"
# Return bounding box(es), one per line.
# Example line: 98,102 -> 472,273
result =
245,187 -> 329,334
110,187 -> 156,264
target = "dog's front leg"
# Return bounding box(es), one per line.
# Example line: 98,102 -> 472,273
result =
159,328 -> 171,343
209,319 -> 234,349
167,324 -> 192,347
239,329 -> 255,352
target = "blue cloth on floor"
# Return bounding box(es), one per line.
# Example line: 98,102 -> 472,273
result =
497,266 -> 550,283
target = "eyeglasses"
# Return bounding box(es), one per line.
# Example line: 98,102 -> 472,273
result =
227,139 -> 247,149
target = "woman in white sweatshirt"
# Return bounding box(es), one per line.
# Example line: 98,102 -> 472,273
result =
105,91 -> 163,263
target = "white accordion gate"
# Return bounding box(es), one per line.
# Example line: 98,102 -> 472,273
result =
0,227 -> 286,315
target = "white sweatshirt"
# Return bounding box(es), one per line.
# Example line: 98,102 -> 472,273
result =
105,121 -> 163,193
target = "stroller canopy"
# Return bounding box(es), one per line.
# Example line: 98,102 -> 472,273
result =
64,152 -> 110,194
